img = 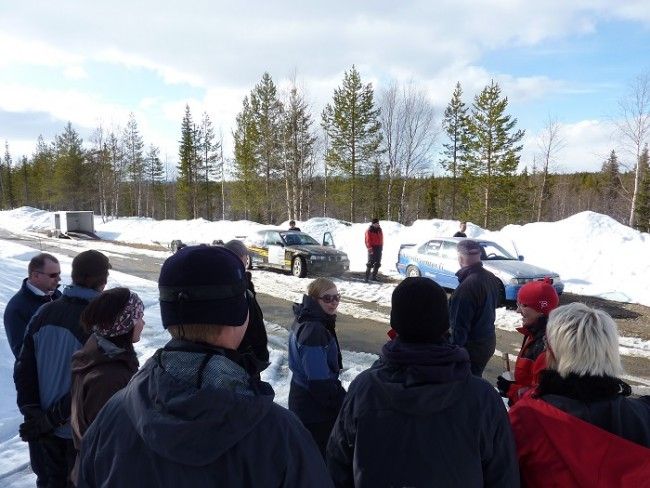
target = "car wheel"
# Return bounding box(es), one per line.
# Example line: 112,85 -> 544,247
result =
406,265 -> 421,277
292,256 -> 307,278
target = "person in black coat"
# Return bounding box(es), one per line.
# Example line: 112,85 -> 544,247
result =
449,239 -> 502,377
77,246 -> 331,488
224,239 -> 270,374
326,277 -> 519,488
4,253 -> 62,488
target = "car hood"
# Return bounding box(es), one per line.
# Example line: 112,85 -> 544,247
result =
484,259 -> 559,279
289,244 -> 348,257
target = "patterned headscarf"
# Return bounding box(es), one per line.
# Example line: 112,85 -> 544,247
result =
93,292 -> 144,337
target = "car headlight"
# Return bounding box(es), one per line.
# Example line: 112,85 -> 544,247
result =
509,278 -> 533,285
310,255 -> 326,261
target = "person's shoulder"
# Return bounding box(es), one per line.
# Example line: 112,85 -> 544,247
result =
295,320 -> 332,346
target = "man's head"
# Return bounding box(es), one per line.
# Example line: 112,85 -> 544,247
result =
459,221 -> 467,232
27,253 -> 61,294
371,218 -> 380,228
289,220 -> 296,228
71,250 -> 111,291
224,239 -> 249,266
456,239 -> 482,267
158,245 -> 249,349
390,277 -> 449,343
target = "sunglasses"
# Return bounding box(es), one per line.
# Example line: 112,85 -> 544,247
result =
36,271 -> 61,278
318,293 -> 341,304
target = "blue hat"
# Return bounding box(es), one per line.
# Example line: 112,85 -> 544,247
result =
158,246 -> 248,328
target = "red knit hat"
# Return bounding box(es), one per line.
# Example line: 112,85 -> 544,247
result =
517,278 -> 559,315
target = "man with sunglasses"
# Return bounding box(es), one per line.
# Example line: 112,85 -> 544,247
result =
15,250 -> 111,488
4,253 -> 62,488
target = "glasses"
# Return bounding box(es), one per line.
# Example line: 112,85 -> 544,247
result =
318,293 -> 341,304
36,271 -> 61,278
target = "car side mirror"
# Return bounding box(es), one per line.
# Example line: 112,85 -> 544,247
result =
518,255 -> 524,261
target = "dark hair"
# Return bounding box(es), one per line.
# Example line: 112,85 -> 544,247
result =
81,287 -> 131,335
28,253 -> 59,275
72,250 -> 111,289
289,220 -> 296,226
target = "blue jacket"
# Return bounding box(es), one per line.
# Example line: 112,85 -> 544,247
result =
288,295 -> 346,424
3,278 -> 62,358
14,285 -> 98,438
327,338 -> 519,488
77,339 -> 333,488
449,262 -> 501,346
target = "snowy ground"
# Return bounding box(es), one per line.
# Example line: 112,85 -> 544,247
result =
0,207 -> 649,484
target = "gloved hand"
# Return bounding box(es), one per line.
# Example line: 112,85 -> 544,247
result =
496,375 -> 514,398
367,248 -> 374,256
19,409 -> 55,442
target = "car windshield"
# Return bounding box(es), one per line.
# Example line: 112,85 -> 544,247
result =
481,242 -> 516,260
281,232 -> 319,246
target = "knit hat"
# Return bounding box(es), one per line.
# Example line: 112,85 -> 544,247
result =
371,218 -> 379,224
158,245 -> 248,328
390,277 -> 449,343
456,239 -> 482,256
517,278 -> 559,316
71,250 -> 111,285
93,292 -> 144,337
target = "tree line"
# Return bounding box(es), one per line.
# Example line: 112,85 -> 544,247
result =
0,68 -> 648,232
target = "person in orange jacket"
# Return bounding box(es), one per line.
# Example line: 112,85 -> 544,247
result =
364,218 -> 383,282
497,278 -> 558,405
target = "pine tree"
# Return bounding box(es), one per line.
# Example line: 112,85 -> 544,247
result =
197,112 -> 220,220
177,105 -> 199,219
123,113 -> 145,216
233,96 -> 261,220
1,142 -> 16,208
31,135 -> 56,209
601,150 -> 622,219
322,65 -> 382,221
464,81 -> 525,228
440,82 -> 470,218
283,84 -> 316,220
634,144 -> 650,232
251,73 -> 283,222
53,122 -> 86,209
144,145 -> 164,218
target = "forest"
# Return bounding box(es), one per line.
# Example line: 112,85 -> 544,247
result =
0,68 -> 648,232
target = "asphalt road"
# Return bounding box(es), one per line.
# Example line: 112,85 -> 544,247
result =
2,228 -> 648,389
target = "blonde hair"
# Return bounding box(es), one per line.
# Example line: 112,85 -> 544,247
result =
546,303 -> 623,378
307,277 -> 336,298
167,324 -> 227,343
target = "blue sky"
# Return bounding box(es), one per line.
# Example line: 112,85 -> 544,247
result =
0,0 -> 649,174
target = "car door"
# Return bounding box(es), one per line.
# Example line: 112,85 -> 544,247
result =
417,240 -> 442,280
437,240 -> 461,289
264,231 -> 286,269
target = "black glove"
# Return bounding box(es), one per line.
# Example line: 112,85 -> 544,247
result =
496,375 -> 514,398
19,409 -> 55,442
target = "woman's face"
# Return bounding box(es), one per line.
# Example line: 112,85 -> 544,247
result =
517,302 -> 544,328
132,315 -> 145,343
316,286 -> 340,316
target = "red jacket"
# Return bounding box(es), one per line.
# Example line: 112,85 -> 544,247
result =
509,396 -> 650,487
365,227 -> 383,249
507,322 -> 547,405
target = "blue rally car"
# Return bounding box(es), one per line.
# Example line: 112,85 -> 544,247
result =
396,237 -> 564,303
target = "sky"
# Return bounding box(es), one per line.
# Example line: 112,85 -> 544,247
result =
0,1 -> 649,175
0,205 -> 650,484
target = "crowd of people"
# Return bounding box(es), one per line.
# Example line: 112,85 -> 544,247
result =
3,234 -> 650,487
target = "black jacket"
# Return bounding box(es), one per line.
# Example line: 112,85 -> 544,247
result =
77,339 -> 333,488
449,262 -> 502,346
3,278 -> 61,358
326,338 -> 519,488
237,272 -> 270,372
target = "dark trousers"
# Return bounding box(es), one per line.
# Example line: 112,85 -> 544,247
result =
29,439 -> 49,487
365,246 -> 383,279
39,434 -> 76,488
303,419 -> 336,458
465,334 -> 496,377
